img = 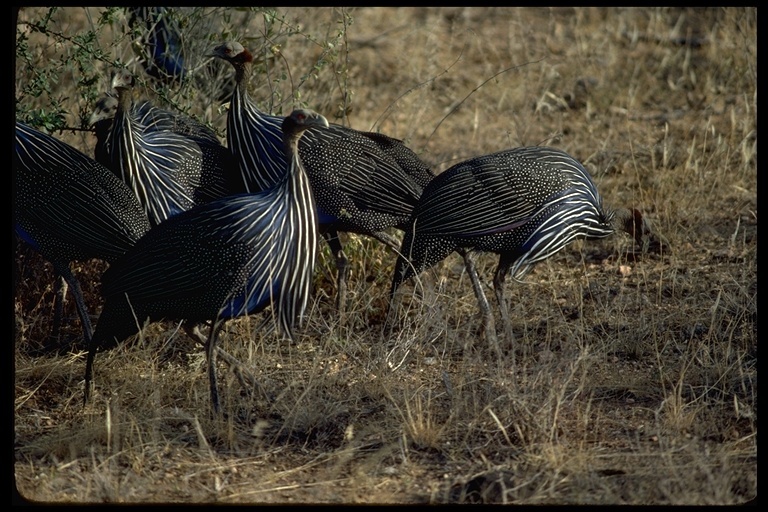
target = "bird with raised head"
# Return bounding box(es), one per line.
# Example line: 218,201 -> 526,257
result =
101,68 -> 210,226
85,108 -> 329,413
210,40 -> 435,314
89,90 -> 244,206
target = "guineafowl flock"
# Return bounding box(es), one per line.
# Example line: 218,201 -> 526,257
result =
15,20 -> 666,413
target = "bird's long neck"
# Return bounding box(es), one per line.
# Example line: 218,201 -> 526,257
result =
229,59 -> 288,193
609,206 -> 670,254
114,88 -> 133,126
233,62 -> 255,110
285,134 -> 316,207
111,88 -> 138,186
282,132 -> 318,332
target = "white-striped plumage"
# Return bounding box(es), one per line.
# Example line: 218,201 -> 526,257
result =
90,94 -> 244,206
389,145 -> 628,345
394,146 -> 614,282
14,122 -> 151,265
227,84 -> 286,192
211,40 -> 434,312
104,69 -> 202,226
15,122 -> 151,345
86,108 -> 328,412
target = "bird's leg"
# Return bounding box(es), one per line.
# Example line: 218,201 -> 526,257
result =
206,319 -> 225,415
50,273 -> 67,350
183,322 -> 262,398
493,257 -> 515,365
383,285 -> 402,337
323,231 -> 349,316
54,263 -> 93,350
459,249 -> 500,351
83,332 -> 99,407
84,347 -> 96,407
375,230 -> 406,336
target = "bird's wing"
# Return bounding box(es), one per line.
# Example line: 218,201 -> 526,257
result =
358,131 -> 435,187
14,124 -> 150,261
413,149 -> 571,238
128,130 -> 203,219
100,196 -> 267,304
299,132 -> 423,221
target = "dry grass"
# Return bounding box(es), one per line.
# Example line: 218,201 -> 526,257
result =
14,7 -> 756,504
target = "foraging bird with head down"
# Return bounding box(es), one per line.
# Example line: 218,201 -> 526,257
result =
85,108 -> 329,413
388,145 -> 665,345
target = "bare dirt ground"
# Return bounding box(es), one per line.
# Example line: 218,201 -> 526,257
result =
14,7 -> 756,504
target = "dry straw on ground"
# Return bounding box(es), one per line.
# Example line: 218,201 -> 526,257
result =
14,7 -> 756,504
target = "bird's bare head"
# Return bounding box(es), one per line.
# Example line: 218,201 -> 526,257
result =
89,94 -> 118,126
111,69 -> 135,91
284,109 -> 330,133
210,41 -> 252,64
612,207 -> 669,254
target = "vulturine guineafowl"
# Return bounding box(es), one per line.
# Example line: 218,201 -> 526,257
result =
100,68 -> 214,226
210,40 -> 435,314
14,122 -> 152,349
89,91 -> 244,206
388,145 -> 666,346
85,108 -> 329,413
